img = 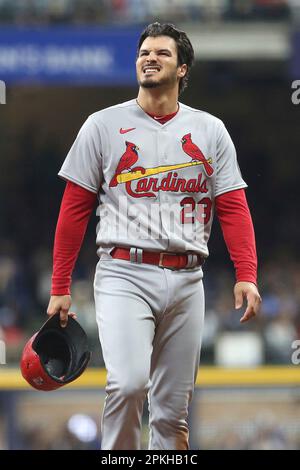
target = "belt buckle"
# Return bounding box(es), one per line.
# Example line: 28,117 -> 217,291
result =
158,252 -> 166,268
158,252 -> 179,269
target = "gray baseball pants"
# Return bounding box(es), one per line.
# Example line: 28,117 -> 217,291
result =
94,256 -> 205,450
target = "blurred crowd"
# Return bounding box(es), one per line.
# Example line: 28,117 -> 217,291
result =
0,239 -> 299,366
0,0 -> 298,452
17,409 -> 300,449
202,259 -> 300,365
0,0 -> 294,25
198,408 -> 300,450
1,396 -> 298,449
19,413 -> 101,450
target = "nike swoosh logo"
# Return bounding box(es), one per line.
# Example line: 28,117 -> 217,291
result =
120,127 -> 136,134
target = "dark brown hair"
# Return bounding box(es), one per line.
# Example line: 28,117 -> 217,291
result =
137,22 -> 195,95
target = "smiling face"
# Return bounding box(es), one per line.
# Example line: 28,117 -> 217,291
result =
136,36 -> 187,92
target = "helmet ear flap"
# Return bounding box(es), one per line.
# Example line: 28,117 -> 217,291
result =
20,314 -> 91,391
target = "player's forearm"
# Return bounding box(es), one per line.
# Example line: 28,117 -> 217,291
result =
51,181 -> 97,295
215,189 -> 257,285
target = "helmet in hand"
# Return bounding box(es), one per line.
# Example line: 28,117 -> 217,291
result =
20,314 -> 91,391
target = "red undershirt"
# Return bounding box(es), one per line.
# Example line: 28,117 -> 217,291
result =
51,111 -> 257,295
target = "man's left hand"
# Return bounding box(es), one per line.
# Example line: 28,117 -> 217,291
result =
234,281 -> 262,323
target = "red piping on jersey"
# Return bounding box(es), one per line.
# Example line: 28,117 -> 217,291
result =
146,108 -> 178,124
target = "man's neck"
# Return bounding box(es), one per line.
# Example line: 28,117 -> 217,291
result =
136,88 -> 179,117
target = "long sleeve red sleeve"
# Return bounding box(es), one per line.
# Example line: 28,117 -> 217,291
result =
215,189 -> 257,285
51,181 -> 97,295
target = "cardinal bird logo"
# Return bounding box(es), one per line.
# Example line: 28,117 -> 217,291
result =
109,141 -> 139,187
181,133 -> 214,177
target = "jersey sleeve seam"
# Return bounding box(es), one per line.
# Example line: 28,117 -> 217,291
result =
87,115 -> 104,161
58,172 -> 98,194
214,182 -> 248,198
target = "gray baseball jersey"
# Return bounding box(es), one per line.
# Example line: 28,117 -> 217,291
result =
59,99 -> 247,258
58,98 -> 247,450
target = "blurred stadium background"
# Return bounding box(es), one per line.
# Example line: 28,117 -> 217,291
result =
0,0 -> 300,450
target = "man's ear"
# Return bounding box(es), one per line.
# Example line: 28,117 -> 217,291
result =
178,64 -> 187,78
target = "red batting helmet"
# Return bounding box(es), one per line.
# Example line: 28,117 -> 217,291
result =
20,314 -> 91,391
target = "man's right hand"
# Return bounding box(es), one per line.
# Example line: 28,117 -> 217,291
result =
47,295 -> 77,328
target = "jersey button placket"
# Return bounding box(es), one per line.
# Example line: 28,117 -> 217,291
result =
157,130 -> 171,247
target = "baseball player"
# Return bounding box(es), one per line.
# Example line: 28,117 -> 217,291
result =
47,22 -> 261,450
